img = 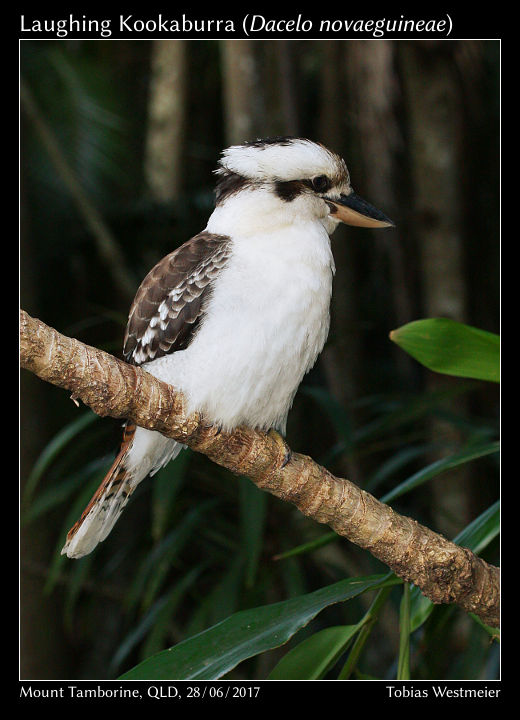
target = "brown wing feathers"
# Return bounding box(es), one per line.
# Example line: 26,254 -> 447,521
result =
124,232 -> 231,366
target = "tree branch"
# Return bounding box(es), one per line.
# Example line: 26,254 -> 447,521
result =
19,309 -> 500,627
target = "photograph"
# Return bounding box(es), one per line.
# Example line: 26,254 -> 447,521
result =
20,31 -> 500,690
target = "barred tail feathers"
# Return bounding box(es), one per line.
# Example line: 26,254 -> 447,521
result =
61,424 -> 183,559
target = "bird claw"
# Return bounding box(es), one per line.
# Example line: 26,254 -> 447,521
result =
267,429 -> 292,468
202,420 -> 223,435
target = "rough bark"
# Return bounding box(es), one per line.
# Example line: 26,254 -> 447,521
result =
19,309 -> 500,628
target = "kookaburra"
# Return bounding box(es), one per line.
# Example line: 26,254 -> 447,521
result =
62,137 -> 394,558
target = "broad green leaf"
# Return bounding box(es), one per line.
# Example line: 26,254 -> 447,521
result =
390,318 -> 499,382
271,583 -> 396,680
119,573 -> 401,680
409,501 -> 500,632
338,585 -> 394,679
268,625 -> 359,679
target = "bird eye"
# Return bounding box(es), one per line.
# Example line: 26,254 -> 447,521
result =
312,175 -> 330,193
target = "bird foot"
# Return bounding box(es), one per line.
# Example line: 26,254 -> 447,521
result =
267,429 -> 293,468
201,420 -> 223,435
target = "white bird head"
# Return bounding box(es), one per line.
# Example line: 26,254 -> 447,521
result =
213,137 -> 394,234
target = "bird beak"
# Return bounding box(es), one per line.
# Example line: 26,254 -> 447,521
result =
326,192 -> 395,228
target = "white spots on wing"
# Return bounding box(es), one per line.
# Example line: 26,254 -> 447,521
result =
158,300 -> 169,319
167,288 -> 184,303
128,238 -> 231,367
133,347 -> 157,364
141,326 -> 156,347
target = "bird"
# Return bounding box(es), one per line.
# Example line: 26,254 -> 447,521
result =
62,136 -> 394,559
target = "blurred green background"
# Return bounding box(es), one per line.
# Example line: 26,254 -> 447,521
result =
20,39 -> 499,680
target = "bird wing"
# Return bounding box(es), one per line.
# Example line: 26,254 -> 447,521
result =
123,231 -> 232,366
61,232 -> 231,558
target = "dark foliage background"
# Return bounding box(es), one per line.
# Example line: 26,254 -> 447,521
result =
20,39 -> 499,680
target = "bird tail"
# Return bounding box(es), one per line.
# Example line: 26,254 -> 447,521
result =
61,422 -> 140,559
62,422 -> 184,559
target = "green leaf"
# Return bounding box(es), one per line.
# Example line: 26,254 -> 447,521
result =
140,565 -> 207,660
119,574 -> 401,680
21,458 -> 105,525
380,441 -> 500,504
44,463 -> 112,593
397,583 -> 411,679
468,613 -> 500,641
453,499 -> 500,556
273,531 -> 338,561
366,444 -> 431,493
112,564 -> 206,672
268,625 -> 359,679
206,553 -> 245,626
338,586 -> 394,679
239,477 -> 266,588
271,583 -> 396,680
390,318 -> 499,382
22,411 -> 99,506
127,499 -> 217,612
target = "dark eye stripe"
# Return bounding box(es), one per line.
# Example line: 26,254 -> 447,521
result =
274,180 -> 307,202
275,175 -> 333,202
